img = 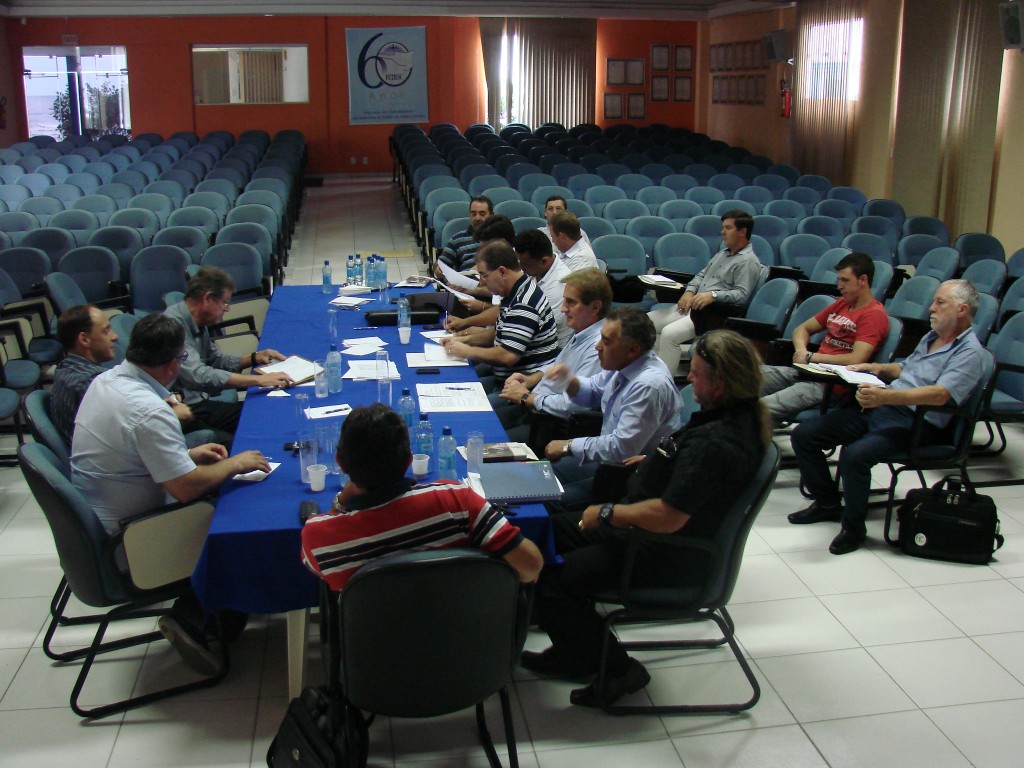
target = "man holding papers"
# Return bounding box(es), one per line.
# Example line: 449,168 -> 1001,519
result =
165,267 -> 293,446
790,280 -> 986,555
761,253 -> 889,422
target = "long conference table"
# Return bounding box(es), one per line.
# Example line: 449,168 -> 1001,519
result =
190,285 -> 556,696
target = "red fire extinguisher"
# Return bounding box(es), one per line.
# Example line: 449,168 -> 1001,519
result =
780,79 -> 792,119
0,97 -> 6,130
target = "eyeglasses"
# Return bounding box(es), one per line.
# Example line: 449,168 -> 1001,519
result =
174,351 -> 189,362
477,270 -> 493,281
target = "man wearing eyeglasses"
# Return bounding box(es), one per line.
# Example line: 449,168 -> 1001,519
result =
165,267 -> 292,446
524,330 -> 772,707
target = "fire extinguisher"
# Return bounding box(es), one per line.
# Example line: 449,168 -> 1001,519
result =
0,97 -> 6,130
780,79 -> 792,119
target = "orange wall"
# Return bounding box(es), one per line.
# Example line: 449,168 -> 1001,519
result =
3,15 -> 484,173
596,19 -> 699,129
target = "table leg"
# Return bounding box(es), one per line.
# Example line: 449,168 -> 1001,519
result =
286,607 -> 310,699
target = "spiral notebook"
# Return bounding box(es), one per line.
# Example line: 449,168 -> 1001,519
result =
472,461 -> 564,504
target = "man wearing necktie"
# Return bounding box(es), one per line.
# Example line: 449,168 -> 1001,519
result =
542,306 -> 682,510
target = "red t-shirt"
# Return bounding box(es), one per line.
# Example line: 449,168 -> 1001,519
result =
814,297 -> 889,357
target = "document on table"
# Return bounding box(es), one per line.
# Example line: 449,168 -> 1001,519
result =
405,352 -> 469,367
437,261 -> 480,293
639,274 -> 683,289
421,329 -> 451,342
304,404 -> 352,419
329,295 -> 372,308
423,342 -> 464,363
254,355 -> 321,384
808,362 -> 887,387
343,360 -> 401,380
234,462 -> 281,482
416,382 -> 491,412
343,336 -> 387,347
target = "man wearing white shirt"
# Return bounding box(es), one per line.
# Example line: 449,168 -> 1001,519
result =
540,195 -> 590,248
515,228 -> 572,346
551,212 -> 598,273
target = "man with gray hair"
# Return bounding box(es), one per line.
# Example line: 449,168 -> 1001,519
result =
790,279 -> 987,555
542,307 -> 682,509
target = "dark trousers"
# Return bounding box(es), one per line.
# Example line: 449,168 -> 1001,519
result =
183,399 -> 241,449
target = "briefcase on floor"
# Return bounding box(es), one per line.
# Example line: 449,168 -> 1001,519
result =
896,476 -> 1004,564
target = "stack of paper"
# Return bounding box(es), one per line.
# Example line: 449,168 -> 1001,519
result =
415,382 -> 491,412
329,295 -> 372,309
344,360 -> 401,380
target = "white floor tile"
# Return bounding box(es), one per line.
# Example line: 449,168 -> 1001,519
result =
727,597 -> 859,658
971,630 -> 1024,685
0,516 -> 56,556
925,699 -> 1024,768
536,739 -> 683,767
0,706 -> 122,767
671,724 -> 828,767
0,554 -> 62,599
0,595 -> 48,650
779,548 -> 909,595
0,647 -> 28,700
730,553 -> 813,604
917,579 -> 1024,635
868,637 -> 1024,708
819,588 -> 963,647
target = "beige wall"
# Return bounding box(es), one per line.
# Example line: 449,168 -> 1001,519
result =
992,50 -> 1024,258
704,6 -> 795,164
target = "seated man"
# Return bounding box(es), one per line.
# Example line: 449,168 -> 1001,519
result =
433,194 -> 493,276
514,228 -> 571,346
540,195 -> 590,249
50,304 -> 213,448
72,314 -> 270,675
524,330 -> 772,707
441,241 -> 559,391
648,209 -> 762,373
790,279 -> 986,555
497,268 -> 609,450
165,267 -> 293,445
300,403 -> 543,590
551,212 -> 598,273
543,307 -> 682,510
761,252 -> 889,423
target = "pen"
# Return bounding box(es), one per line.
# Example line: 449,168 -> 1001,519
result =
324,408 -> 349,415
352,326 -> 374,330
445,386 -> 472,390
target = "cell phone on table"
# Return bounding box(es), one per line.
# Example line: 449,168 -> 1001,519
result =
416,367 -> 441,374
422,324 -> 442,331
299,500 -> 320,525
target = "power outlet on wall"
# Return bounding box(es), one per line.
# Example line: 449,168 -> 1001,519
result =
349,156 -> 356,165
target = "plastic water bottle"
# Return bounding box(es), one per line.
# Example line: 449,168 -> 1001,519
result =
414,413 -> 433,464
396,387 -> 417,430
437,426 -> 457,481
373,253 -> 384,288
346,254 -> 355,285
354,253 -> 363,286
397,294 -> 411,326
321,260 -> 332,293
326,344 -> 343,394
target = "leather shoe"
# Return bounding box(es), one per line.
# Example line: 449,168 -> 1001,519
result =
158,615 -> 224,677
570,659 -> 651,708
829,528 -> 866,555
788,501 -> 842,525
521,648 -> 596,680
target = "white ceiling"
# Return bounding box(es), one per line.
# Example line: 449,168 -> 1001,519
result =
0,0 -> 792,21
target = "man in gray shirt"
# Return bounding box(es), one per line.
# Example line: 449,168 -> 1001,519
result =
647,210 -> 762,372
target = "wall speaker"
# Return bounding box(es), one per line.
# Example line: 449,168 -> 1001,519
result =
762,30 -> 791,62
1000,2 -> 1024,49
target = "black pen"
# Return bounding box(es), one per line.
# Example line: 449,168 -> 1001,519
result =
352,326 -> 374,330
324,408 -> 349,415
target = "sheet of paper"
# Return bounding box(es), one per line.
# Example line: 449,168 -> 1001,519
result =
424,342 -> 463,363
421,329 -> 451,341
266,389 -> 291,397
304,404 -> 352,419
336,284 -> 372,296
343,336 -> 386,347
815,363 -> 887,387
437,260 -> 481,292
639,274 -> 682,288
394,276 -> 434,288
405,353 -> 469,368
255,355 -> 322,383
415,382 -> 491,412
234,462 -> 281,482
341,345 -> 383,356
329,295 -> 372,308
343,360 -> 401,380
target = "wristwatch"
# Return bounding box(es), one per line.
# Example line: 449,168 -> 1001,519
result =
710,291 -> 718,301
562,441 -> 572,457
805,352 -> 813,363
598,503 -> 615,526
520,393 -> 530,408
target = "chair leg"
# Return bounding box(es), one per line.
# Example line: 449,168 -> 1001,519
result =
473,688 -> 518,768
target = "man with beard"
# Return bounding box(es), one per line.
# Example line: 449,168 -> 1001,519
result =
434,195 -> 493,275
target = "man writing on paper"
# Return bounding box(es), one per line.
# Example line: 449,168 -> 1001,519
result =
300,403 -> 543,590
542,307 -> 682,510
761,252 -> 889,423
165,267 -> 292,446
524,330 -> 771,708
440,241 -> 559,391
790,279 -> 986,555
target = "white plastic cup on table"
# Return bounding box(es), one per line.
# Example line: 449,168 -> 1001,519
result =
298,434 -> 317,484
466,431 -> 484,476
314,359 -> 329,398
398,325 -> 411,344
411,453 -> 430,479
307,464 -> 328,492
294,393 -> 310,430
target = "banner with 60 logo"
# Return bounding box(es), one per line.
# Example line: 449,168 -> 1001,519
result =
346,27 -> 429,125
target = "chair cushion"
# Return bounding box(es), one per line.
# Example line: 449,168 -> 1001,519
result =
5,359 -> 41,389
0,388 -> 18,418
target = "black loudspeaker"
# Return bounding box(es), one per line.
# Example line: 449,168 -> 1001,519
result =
1000,2 -> 1024,49
762,30 -> 791,62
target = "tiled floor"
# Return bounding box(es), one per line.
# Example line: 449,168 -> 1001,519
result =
2,174 -> 1024,766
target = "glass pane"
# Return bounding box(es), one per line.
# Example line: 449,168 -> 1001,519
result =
192,45 -> 308,105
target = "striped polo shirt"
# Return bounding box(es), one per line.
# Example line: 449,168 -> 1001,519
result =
493,273 -> 559,381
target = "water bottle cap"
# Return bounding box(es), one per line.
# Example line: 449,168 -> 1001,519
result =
402,387 -> 411,395
330,343 -> 337,351
419,413 -> 428,420
324,260 -> 329,265
442,426 -> 452,435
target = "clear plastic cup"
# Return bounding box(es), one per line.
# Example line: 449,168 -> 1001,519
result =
294,393 -> 310,430
298,434 -> 317,484
307,464 -> 328,492
314,360 -> 329,398
466,431 -> 484,475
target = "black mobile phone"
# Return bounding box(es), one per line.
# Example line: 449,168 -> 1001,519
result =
283,441 -> 299,453
299,500 -> 320,525
416,367 -> 441,374
422,324 -> 442,331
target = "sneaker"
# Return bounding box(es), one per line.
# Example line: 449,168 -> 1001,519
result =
158,614 -> 224,677
787,501 -> 842,525
569,658 -> 651,708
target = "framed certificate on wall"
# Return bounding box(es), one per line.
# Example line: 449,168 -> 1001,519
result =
651,44 -> 670,72
674,76 -> 692,103
606,59 -> 626,86
675,45 -> 693,72
627,93 -> 646,119
604,92 -> 623,119
652,75 -> 669,102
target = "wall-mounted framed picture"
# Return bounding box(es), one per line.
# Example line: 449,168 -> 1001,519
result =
625,58 -> 645,86
741,41 -> 754,70
627,92 -> 646,120
755,75 -> 766,104
606,59 -> 626,86
651,44 -> 670,72
737,75 -> 750,104
651,75 -> 670,102
673,76 -> 692,103
724,44 -> 735,71
675,45 -> 693,72
604,92 -> 623,120
712,77 -> 722,103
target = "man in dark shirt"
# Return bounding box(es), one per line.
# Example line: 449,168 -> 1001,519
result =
523,330 -> 772,708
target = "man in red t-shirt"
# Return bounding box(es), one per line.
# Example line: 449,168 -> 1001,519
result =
300,403 -> 543,591
761,252 -> 889,422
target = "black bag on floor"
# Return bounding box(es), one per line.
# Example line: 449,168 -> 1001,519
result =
896,476 -> 1004,564
267,686 -> 368,768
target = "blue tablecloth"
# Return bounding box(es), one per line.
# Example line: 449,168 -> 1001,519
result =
191,285 -> 555,615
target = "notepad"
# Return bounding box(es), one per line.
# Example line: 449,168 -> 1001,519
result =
473,461 -> 564,503
254,356 -> 321,385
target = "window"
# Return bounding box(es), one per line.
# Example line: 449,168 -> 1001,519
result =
22,46 -> 131,139
803,18 -> 863,100
191,45 -> 308,105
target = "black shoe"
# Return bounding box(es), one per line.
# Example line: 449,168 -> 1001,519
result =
158,615 -> 224,677
829,528 -> 866,555
521,648 -> 597,680
570,659 -> 651,708
788,501 -> 842,525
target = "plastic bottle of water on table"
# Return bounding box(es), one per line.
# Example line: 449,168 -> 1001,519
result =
396,387 -> 417,430
414,413 -> 433,469
437,426 -> 457,481
321,260 -> 332,293
326,344 -> 343,394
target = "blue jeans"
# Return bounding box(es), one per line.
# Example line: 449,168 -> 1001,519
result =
791,405 -> 918,537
